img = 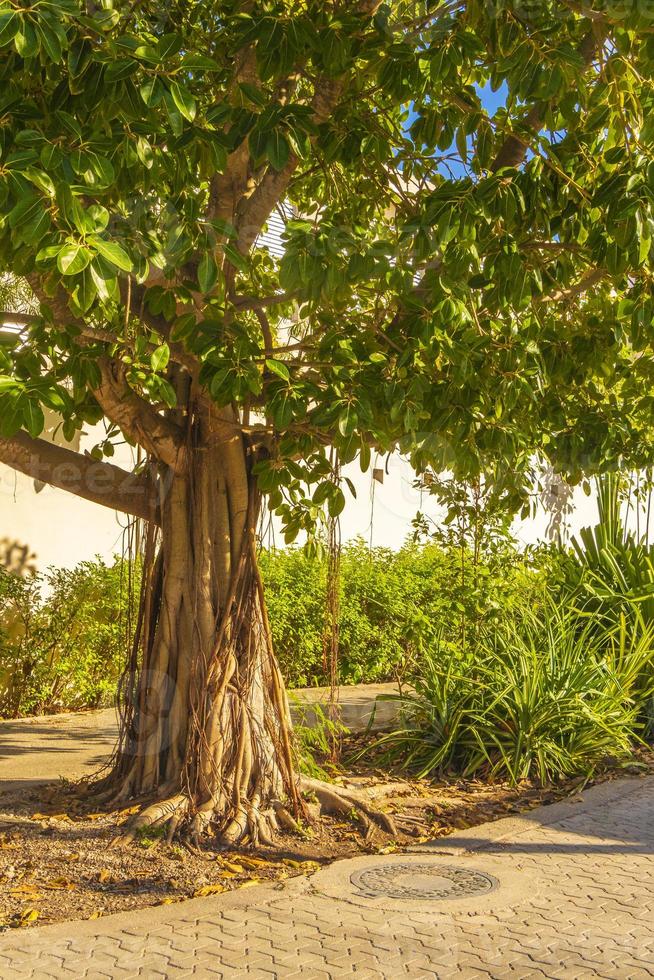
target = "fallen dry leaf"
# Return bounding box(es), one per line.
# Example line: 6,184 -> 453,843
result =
193,883 -> 225,897
43,877 -> 76,891
282,859 -> 320,872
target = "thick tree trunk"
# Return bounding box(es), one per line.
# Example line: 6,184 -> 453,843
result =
105,407 -> 299,845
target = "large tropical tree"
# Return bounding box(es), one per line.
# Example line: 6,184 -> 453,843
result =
0,0 -> 653,841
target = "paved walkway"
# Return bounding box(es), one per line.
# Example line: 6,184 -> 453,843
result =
0,775 -> 653,978
0,684 -> 399,795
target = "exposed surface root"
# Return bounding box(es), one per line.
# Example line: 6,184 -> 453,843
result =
112,793 -> 190,846
110,773 -> 401,849
300,776 -> 397,836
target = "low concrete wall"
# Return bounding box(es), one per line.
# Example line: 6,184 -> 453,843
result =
290,682 -> 402,732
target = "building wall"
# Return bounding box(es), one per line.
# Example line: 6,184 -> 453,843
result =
1,435 -> 600,573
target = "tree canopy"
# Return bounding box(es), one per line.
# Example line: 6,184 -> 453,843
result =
1,0 -> 653,533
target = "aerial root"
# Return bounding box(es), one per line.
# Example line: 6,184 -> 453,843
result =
300,776 -> 397,836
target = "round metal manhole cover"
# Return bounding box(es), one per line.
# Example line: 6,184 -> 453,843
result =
350,863 -> 498,901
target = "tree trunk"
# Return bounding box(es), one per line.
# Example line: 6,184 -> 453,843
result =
106,406 -> 299,845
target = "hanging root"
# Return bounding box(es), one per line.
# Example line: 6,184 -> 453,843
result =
300,776 -> 398,836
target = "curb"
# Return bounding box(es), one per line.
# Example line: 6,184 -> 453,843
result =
409,774 -> 650,855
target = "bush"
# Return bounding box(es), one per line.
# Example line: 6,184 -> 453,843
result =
261,537 -> 545,688
375,601 -> 654,785
0,559 -> 137,718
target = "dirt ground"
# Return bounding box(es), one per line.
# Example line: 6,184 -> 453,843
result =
2,738 -> 653,933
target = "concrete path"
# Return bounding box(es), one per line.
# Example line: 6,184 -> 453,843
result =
0,684 -> 399,795
1,775 -> 653,977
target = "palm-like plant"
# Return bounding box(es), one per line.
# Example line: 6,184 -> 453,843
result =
375,602 -> 654,784
567,473 -> 654,624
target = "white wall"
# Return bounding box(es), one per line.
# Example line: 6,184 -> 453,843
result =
0,423 -> 137,572
1,433 -> 601,572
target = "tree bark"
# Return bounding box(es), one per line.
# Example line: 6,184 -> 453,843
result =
106,405 -> 300,844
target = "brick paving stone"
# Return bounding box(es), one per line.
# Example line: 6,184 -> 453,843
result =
1,776 -> 654,977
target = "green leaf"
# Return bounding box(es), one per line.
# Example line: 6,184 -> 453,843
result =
157,33 -> 183,61
23,400 -> 45,438
0,11 -> 18,48
171,313 -> 197,342
57,242 -> 91,276
88,236 -> 133,272
206,218 -> 237,239
37,385 -> 67,413
197,252 -> 218,293
181,53 -> 220,70
265,358 -> 290,382
150,344 -> 170,373
135,136 -> 154,169
266,131 -> 290,171
87,204 -> 109,232
156,378 -> 177,408
88,7 -> 119,31
140,76 -> 164,107
239,83 -> 268,107
15,20 -> 39,58
25,167 -> 55,197
312,481 -> 333,505
163,90 -> 184,137
223,242 -> 249,272
328,487 -> 346,518
170,81 -> 196,122
105,58 -> 138,83
72,267 -> 97,313
8,195 -> 43,229
36,20 -> 63,63
0,392 -> 25,437
89,261 -> 117,302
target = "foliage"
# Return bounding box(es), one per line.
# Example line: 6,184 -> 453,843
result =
0,558 -> 136,717
290,697 -> 348,779
1,2 -> 654,534
412,469 -> 530,646
376,602 -> 654,785
559,472 -> 654,626
261,536 -> 544,687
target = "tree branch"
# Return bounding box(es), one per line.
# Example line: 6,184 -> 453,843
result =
541,266 -> 606,303
234,1 -> 383,255
94,358 -> 186,472
126,281 -> 200,375
0,429 -> 159,523
491,24 -> 606,173
20,277 -> 189,469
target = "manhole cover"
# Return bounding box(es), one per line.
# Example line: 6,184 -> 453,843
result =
350,863 -> 498,901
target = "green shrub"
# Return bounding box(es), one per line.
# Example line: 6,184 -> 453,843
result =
261,536 -> 546,688
376,601 -> 654,785
0,537 -> 557,717
0,559 -> 137,718
558,473 -> 654,629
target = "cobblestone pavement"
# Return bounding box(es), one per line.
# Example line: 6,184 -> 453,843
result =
0,776 -> 653,978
